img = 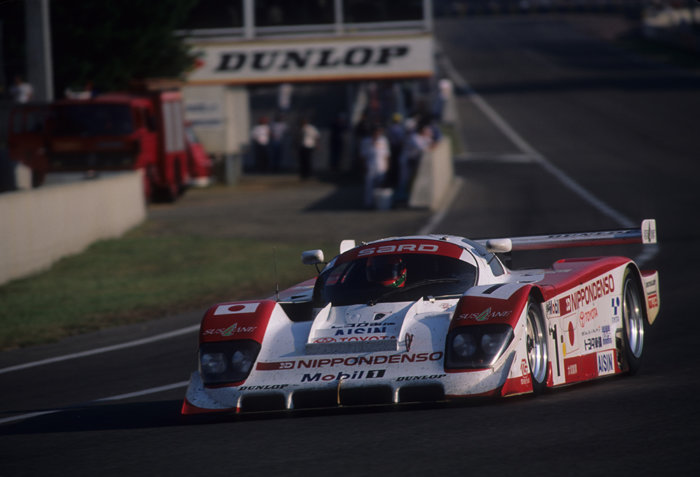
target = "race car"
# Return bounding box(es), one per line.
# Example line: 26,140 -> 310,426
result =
182,220 -> 659,414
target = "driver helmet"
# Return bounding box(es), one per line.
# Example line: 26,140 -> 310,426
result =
366,255 -> 407,288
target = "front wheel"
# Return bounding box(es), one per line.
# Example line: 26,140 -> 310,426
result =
619,270 -> 645,375
525,300 -> 548,394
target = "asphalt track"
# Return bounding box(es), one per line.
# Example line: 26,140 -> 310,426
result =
2,14 -> 700,476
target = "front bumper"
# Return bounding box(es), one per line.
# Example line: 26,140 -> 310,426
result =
182,351 -> 516,414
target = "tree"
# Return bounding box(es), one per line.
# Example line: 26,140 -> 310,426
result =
51,0 -> 198,95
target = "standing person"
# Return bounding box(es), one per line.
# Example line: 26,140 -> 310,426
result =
396,119 -> 432,205
386,113 -> 405,188
270,113 -> 287,172
361,126 -> 390,209
329,113 -> 347,172
298,118 -> 320,179
250,116 -> 270,172
10,75 -> 33,103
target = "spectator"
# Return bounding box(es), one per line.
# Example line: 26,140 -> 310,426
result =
386,113 -> 406,187
270,113 -> 287,172
298,118 -> 320,179
396,120 -> 432,204
361,126 -> 390,209
251,116 -> 271,172
433,77 -> 453,122
329,113 -> 347,172
10,75 -> 33,103
353,110 -> 372,173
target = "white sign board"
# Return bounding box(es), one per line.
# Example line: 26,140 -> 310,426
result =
187,34 -> 434,84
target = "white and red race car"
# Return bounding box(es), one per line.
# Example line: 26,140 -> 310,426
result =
182,220 -> 660,414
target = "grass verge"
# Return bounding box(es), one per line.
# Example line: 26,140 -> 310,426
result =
0,226 -> 334,350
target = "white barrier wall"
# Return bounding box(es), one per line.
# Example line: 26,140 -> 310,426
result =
409,138 -> 455,211
0,171 -> 146,286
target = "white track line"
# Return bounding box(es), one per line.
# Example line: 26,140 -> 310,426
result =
0,381 -> 189,426
0,324 -> 200,375
437,47 -> 657,265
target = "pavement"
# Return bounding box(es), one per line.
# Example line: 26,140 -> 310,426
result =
145,173 -> 437,247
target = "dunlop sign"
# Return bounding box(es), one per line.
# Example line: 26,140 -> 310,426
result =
187,35 -> 434,84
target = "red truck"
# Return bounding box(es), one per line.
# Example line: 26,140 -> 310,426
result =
6,102 -> 50,187
45,89 -> 195,201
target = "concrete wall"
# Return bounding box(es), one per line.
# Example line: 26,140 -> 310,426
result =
0,171 -> 146,286
409,138 -> 455,211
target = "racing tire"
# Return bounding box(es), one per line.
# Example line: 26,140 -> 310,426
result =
619,269 -> 645,375
525,300 -> 548,394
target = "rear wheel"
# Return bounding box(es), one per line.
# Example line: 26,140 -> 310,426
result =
619,270 -> 645,375
525,300 -> 548,394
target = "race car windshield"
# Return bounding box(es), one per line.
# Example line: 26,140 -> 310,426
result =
313,254 -> 477,307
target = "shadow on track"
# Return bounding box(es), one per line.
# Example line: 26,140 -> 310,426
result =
0,395 -> 518,435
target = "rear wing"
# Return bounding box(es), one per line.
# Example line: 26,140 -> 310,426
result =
479,219 -> 657,253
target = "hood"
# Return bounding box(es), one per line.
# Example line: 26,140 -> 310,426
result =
306,300 -> 422,354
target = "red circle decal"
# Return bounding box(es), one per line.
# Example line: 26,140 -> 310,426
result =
568,321 -> 575,345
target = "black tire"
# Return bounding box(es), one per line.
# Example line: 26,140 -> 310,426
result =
525,300 -> 548,394
619,269 -> 645,375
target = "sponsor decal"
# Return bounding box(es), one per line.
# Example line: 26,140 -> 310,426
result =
601,325 -> 612,346
568,321 -> 576,346
545,300 -> 560,318
405,333 -> 414,352
214,303 -> 260,316
458,308 -> 512,322
396,374 -> 447,382
214,46 -> 409,73
597,350 -> 616,376
583,336 -> 603,351
648,293 -> 659,309
560,275 -> 615,315
579,307 -> 599,328
257,352 -> 443,371
566,363 -> 578,377
312,335 -> 395,343
611,296 -> 621,316
256,361 -> 295,370
357,243 -> 439,257
518,359 -> 531,387
332,321 -> 395,329
302,369 -> 386,382
333,326 -> 390,336
189,36 -> 433,85
202,322 -> 258,337
239,384 -> 288,391
314,337 -> 336,344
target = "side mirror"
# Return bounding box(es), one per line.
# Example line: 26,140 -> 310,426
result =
301,249 -> 325,266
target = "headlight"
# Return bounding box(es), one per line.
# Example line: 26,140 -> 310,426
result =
201,352 -> 227,375
199,340 -> 261,385
446,325 -> 513,369
452,333 -> 478,359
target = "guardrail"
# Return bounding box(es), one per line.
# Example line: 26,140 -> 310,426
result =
0,171 -> 146,286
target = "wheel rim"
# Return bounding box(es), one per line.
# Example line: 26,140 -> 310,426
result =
526,304 -> 547,384
623,280 -> 644,359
